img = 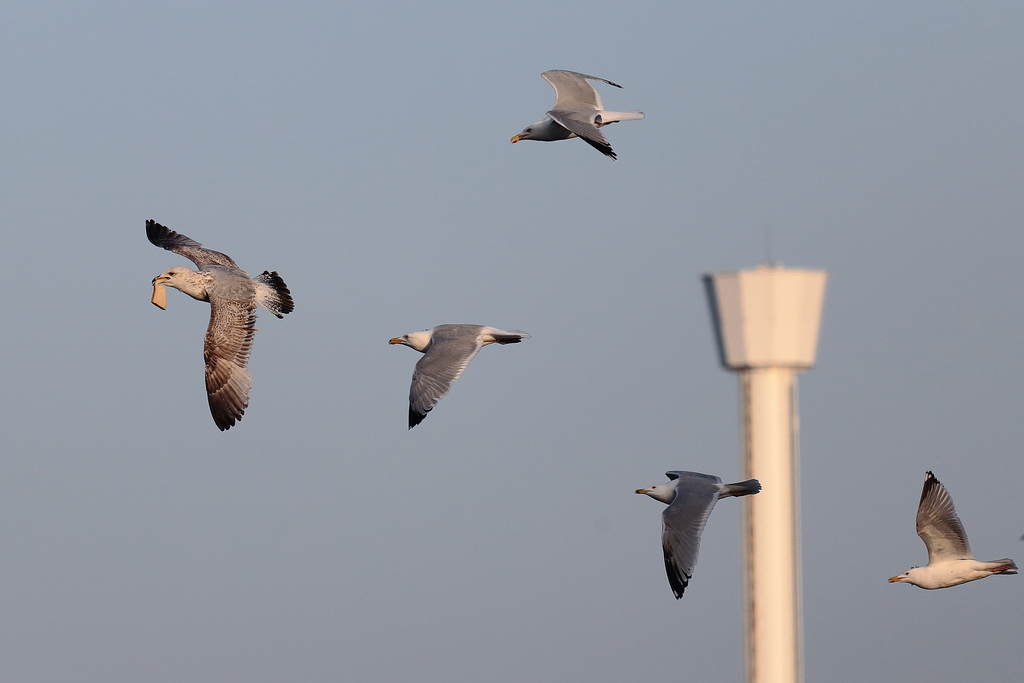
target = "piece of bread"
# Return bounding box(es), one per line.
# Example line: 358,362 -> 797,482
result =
152,282 -> 167,309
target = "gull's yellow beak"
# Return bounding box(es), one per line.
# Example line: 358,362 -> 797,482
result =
389,337 -> 404,345
151,281 -> 167,310
510,134 -> 522,143
887,576 -> 902,583
635,488 -> 650,495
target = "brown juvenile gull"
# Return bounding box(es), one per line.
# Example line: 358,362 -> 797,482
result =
389,324 -> 530,429
636,471 -> 761,599
510,70 -> 644,160
888,471 -> 1017,589
147,219 -> 294,431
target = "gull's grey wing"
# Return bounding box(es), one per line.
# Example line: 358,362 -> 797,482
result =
545,110 -> 616,159
408,326 -> 484,428
660,473 -> 725,598
542,70 -> 620,111
147,219 -> 240,269
203,296 -> 257,430
917,471 -> 973,562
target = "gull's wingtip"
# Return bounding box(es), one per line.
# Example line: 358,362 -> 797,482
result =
408,406 -> 427,429
146,219 -> 166,245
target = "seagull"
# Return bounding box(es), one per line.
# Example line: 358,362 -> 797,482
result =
636,471 -> 761,599
889,471 -> 1017,589
389,324 -> 529,429
510,70 -> 644,160
147,219 -> 294,431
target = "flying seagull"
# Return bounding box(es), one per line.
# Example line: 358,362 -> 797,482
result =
389,324 -> 529,429
510,70 -> 644,160
147,219 -> 294,431
636,471 -> 761,599
888,471 -> 1017,589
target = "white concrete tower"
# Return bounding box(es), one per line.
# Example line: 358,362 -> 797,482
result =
703,264 -> 827,683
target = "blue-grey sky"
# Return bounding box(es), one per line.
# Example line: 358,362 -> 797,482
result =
2,2 -> 1022,681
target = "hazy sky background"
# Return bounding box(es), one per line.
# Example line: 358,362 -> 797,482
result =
2,2 -> 1022,681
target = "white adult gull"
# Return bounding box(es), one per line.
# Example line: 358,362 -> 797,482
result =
147,219 -> 294,431
888,470 -> 1017,589
389,324 -> 530,429
511,70 -> 644,160
636,471 -> 761,599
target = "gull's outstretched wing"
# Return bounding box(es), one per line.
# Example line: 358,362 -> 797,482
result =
660,472 -> 725,598
147,219 -> 239,269
916,471 -> 974,563
203,296 -> 257,430
542,70 -> 620,111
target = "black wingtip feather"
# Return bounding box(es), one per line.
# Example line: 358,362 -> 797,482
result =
146,219 -> 167,245
209,402 -> 241,431
664,553 -> 688,599
146,219 -> 203,250
586,139 -> 617,159
409,407 -> 427,429
920,470 -> 939,505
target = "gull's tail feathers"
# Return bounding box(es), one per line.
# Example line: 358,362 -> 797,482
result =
719,479 -> 762,499
254,271 -> 294,318
482,329 -> 531,345
984,559 -> 1018,575
597,110 -> 645,125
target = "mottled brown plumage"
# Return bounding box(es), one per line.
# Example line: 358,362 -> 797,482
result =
147,220 -> 293,430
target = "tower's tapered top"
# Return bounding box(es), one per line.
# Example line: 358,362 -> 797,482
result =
704,263 -> 828,371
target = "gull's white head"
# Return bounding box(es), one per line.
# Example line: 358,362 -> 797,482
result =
389,329 -> 433,352
511,118 -> 571,143
888,568 -> 917,584
635,478 -> 680,505
510,123 -> 538,143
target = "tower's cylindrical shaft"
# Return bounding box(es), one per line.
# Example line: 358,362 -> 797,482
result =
739,367 -> 803,683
